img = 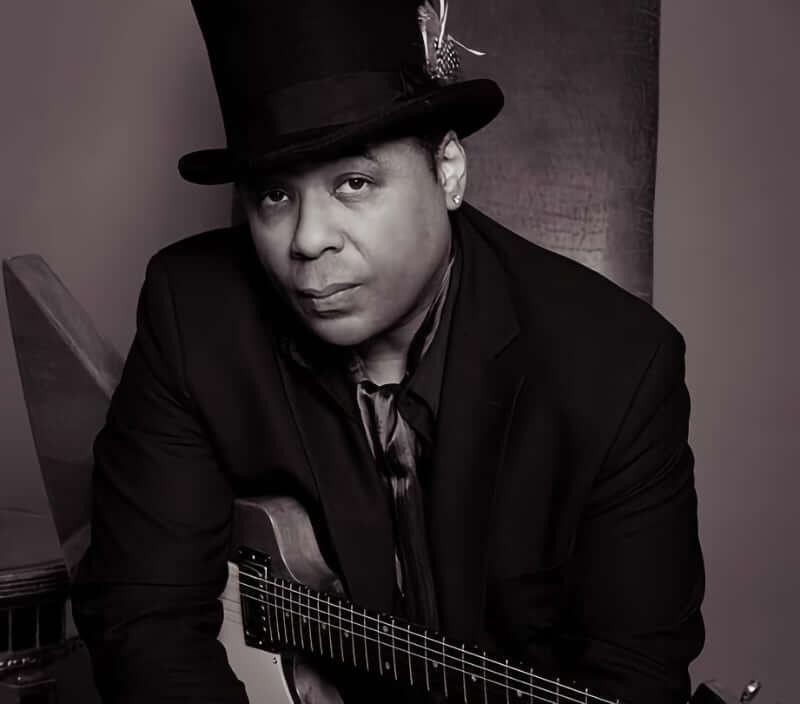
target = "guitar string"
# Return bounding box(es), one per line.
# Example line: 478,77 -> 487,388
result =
231,574 -> 617,704
224,589 -> 603,704
220,602 -> 581,704
233,578 -> 615,704
234,581 -> 575,699
221,590 -> 613,704
221,600 -> 586,704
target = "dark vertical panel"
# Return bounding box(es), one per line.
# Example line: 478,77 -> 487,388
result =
454,0 -> 659,301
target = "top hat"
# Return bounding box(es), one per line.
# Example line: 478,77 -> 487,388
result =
178,0 -> 504,185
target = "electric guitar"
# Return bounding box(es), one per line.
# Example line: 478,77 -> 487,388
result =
218,496 -> 765,704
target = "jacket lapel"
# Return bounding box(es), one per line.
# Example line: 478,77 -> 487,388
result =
430,206 -> 527,642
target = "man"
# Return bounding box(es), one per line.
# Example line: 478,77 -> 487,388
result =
72,1 -> 705,703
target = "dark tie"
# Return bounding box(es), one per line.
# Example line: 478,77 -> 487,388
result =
349,252 -> 455,629
356,379 -> 440,629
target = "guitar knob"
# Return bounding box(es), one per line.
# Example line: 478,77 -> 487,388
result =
740,680 -> 761,702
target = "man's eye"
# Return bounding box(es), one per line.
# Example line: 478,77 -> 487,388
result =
337,177 -> 370,194
261,189 -> 288,205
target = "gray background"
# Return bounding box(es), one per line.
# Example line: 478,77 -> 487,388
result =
1,2 -> 796,702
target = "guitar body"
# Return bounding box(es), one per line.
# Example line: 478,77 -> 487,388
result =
218,496 -> 764,704
220,496 -> 345,704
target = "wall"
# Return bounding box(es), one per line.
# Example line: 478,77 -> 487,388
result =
0,2 -> 796,703
0,2 -> 230,526
655,3 -> 798,702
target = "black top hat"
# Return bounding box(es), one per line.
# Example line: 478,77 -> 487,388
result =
178,0 -> 504,185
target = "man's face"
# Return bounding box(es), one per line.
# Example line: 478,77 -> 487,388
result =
240,135 -> 462,348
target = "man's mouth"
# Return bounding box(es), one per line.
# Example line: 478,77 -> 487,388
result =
298,283 -> 360,299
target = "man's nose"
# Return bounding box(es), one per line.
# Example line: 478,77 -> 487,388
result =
290,192 -> 345,260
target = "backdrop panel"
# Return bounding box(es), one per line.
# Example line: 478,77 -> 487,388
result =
455,0 -> 659,302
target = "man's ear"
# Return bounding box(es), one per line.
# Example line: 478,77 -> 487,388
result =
435,131 -> 467,210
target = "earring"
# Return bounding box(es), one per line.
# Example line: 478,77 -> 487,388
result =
452,194 -> 462,205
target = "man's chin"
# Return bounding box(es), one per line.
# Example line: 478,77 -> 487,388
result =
301,314 -> 375,348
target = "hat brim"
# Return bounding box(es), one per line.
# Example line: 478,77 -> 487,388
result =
177,78 -> 503,185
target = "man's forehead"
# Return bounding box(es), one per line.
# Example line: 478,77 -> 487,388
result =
254,146 -> 382,184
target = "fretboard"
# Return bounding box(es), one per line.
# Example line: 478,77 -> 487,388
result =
237,553 -> 620,704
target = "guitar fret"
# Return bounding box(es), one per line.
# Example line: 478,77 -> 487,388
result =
297,584 -> 305,650
288,584 -> 297,646
482,651 -> 488,704
390,618 -> 397,680
306,587 -> 314,652
349,604 -> 357,666
461,644 -> 467,703
317,595 -> 324,653
556,677 -> 560,703
442,636 -> 448,698
326,596 -> 334,657
377,614 -> 384,675
363,607 -> 370,672
264,579 -> 274,642
280,581 -> 289,644
337,600 -> 344,661
424,629 -> 431,692
529,668 -> 534,703
406,624 -> 413,687
505,659 -> 510,704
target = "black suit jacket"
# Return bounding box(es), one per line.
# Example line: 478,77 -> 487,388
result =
72,204 -> 704,704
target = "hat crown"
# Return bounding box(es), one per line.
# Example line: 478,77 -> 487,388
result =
193,0 -> 425,100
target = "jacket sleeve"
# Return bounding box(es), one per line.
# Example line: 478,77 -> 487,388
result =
71,254 -> 249,703
559,328 -> 705,704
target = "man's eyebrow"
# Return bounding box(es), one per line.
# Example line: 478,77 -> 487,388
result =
330,146 -> 380,166
357,147 -> 380,164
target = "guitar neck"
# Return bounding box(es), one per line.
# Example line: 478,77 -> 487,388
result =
237,551 -> 620,704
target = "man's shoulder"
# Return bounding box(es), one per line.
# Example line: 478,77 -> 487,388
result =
139,222 -> 283,347
463,204 -> 681,349
147,222 -> 254,279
